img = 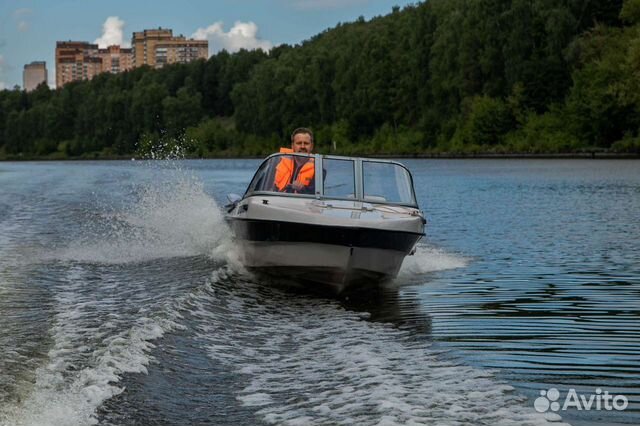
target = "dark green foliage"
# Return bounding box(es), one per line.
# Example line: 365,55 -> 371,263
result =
452,96 -> 513,147
621,0 -> 640,23
1,0 -> 638,159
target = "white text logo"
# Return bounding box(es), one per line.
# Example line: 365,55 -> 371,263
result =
534,388 -> 628,412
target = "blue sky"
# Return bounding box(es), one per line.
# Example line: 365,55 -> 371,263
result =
0,0 -> 417,90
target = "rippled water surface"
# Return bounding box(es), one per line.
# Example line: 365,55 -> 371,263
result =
0,159 -> 638,426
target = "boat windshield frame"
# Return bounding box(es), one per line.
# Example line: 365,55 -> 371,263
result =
243,153 -> 419,208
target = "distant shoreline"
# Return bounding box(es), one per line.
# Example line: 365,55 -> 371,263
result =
367,152 -> 640,159
1,152 -> 639,161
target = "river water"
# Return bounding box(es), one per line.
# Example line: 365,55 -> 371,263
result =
0,159 -> 638,426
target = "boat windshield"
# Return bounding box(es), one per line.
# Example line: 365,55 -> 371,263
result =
362,160 -> 415,205
245,153 -> 417,206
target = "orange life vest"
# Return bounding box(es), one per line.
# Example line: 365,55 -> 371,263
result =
274,149 -> 315,192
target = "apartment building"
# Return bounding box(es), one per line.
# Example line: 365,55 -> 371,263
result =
55,41 -> 101,87
98,45 -> 134,74
23,61 -> 48,92
131,28 -> 208,68
55,41 -> 134,87
55,28 -> 207,87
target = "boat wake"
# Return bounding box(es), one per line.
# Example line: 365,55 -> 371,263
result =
1,162 -> 239,426
0,264 -> 195,426
187,269 -> 565,426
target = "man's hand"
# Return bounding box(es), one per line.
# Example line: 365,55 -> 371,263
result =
290,181 -> 305,191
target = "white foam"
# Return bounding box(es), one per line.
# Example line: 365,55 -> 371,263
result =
398,245 -> 468,278
55,169 -> 236,265
0,267 -> 186,426
189,271 -> 567,426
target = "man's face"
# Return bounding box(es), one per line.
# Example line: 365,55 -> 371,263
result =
292,133 -> 314,153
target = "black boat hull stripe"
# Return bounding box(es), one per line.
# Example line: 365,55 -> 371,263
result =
228,218 -> 423,253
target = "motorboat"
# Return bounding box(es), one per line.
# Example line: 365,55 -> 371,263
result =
225,152 -> 426,293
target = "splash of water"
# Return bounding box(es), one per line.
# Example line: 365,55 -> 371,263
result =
398,244 -> 468,278
57,161 -> 235,265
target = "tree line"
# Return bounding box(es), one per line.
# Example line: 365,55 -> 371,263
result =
1,0 -> 640,159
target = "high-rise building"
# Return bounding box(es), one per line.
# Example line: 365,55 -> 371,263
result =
55,41 -> 100,87
55,41 -> 134,87
23,61 -> 48,92
131,28 -> 208,68
55,28 -> 206,87
98,45 -> 134,74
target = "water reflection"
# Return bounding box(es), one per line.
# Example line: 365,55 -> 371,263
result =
341,287 -> 433,337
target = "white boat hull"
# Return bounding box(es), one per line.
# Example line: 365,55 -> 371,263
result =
237,240 -> 408,292
227,195 -> 424,292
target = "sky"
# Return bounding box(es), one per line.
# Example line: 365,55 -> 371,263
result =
0,0 -> 417,90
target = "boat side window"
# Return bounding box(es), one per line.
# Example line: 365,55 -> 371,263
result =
323,159 -> 355,198
246,156 -> 280,194
363,161 -> 414,204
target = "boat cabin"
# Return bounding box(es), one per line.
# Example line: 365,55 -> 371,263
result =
244,153 -> 418,208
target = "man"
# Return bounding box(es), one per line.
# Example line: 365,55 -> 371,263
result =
274,128 -> 315,193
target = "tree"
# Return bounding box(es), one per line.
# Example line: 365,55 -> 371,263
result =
162,87 -> 204,138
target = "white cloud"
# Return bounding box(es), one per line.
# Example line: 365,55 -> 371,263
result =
13,8 -> 32,32
191,21 -> 272,54
94,16 -> 130,48
13,8 -> 32,18
0,82 -> 5,91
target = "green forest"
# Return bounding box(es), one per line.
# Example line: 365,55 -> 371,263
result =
2,0 -> 640,159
